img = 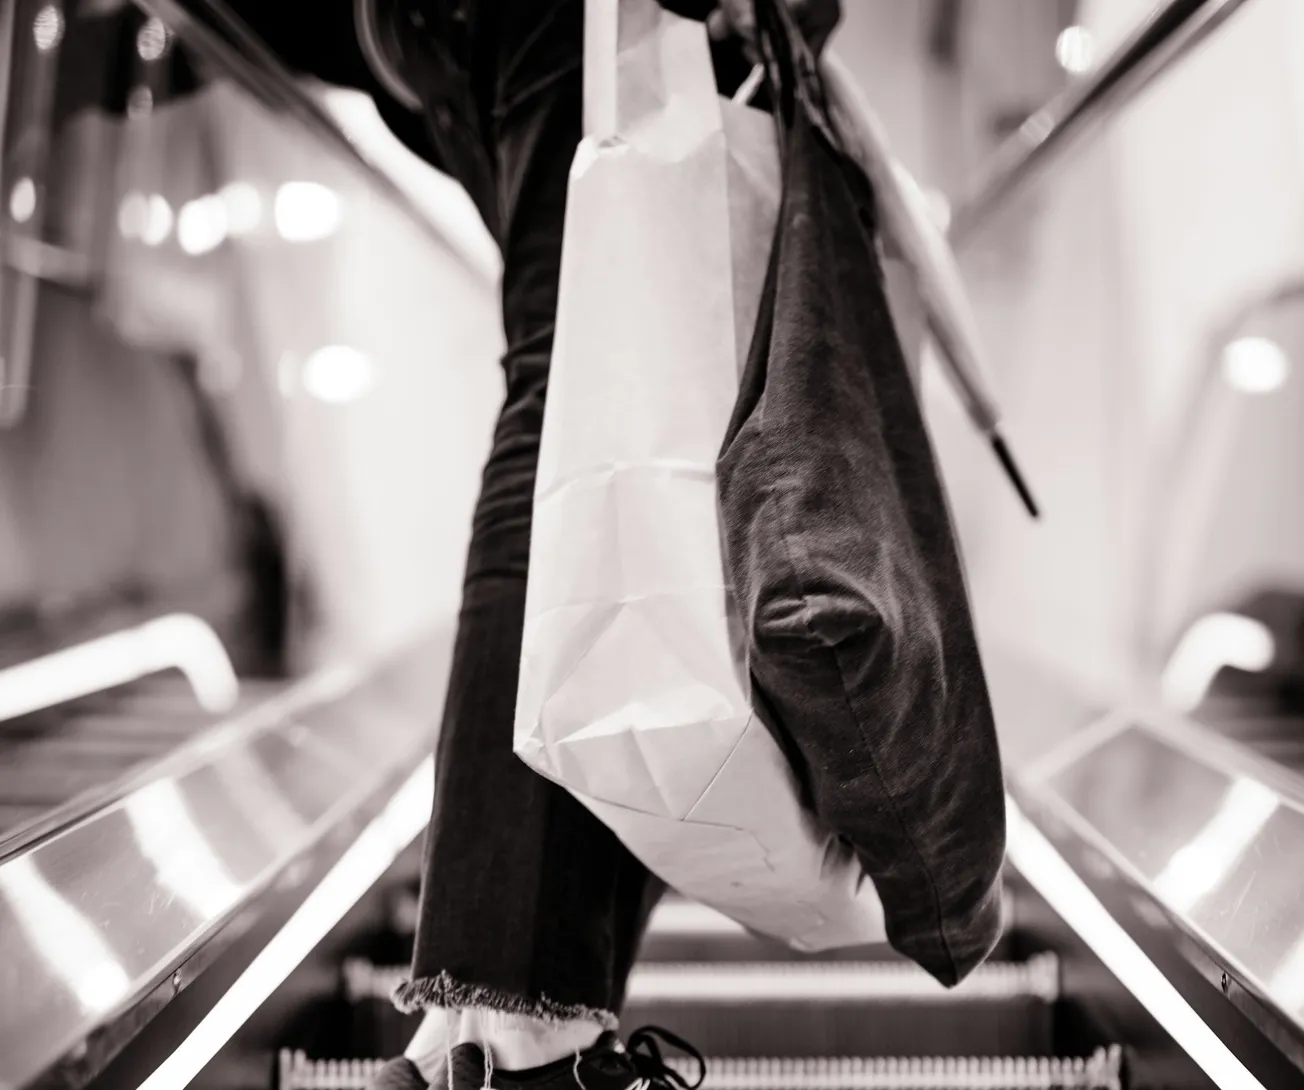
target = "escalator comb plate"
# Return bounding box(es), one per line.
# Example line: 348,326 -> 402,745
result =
277,1046 -> 1123,1090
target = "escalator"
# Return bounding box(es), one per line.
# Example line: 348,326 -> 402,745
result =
4,1 -> 1304,1090
275,884 -> 1126,1090
0,3 -> 498,1088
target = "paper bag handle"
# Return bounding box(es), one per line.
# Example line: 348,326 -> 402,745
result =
583,0 -> 721,137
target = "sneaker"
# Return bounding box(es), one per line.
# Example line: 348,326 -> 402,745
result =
448,1027 -> 705,1090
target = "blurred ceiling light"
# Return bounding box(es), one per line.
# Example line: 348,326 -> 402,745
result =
1055,26 -> 1095,75
220,181 -> 263,235
1153,777 -> 1278,911
301,345 -> 375,404
1160,612 -> 1275,712
33,5 -> 64,52
1221,335 -> 1290,393
9,177 -> 36,224
274,181 -> 343,243
141,193 -> 173,246
118,190 -> 148,238
136,16 -> 169,61
178,194 -> 228,256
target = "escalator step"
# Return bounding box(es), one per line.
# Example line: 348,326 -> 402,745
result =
278,1046 -> 1123,1090
625,956 -> 1059,1002
343,956 -> 1058,1005
341,957 -> 1058,1059
379,893 -> 1015,964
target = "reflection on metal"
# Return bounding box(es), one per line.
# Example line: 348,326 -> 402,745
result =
1026,717 -> 1304,1036
1160,613 -> 1276,712
0,855 -> 132,1016
124,779 -> 243,920
0,639 -> 442,1090
951,0 -> 1256,244
1006,796 -> 1268,1090
133,756 -> 434,1090
0,613 -> 239,724
1152,777 -> 1278,911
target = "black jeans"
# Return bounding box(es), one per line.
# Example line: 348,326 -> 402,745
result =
390,0 -> 664,1027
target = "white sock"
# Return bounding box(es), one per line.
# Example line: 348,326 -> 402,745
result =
458,1009 -> 604,1071
404,1009 -> 605,1083
404,1008 -> 453,1083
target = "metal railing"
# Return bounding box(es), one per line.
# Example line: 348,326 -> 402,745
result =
145,0 -> 486,274
949,0 -> 1257,245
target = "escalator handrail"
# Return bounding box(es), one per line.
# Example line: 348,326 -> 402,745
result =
148,0 -> 1253,269
948,0 -> 1256,245
141,0 -> 492,280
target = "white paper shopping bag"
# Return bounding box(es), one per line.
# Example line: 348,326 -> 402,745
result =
512,0 -> 886,951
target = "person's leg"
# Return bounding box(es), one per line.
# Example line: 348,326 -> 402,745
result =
381,0 -> 664,1076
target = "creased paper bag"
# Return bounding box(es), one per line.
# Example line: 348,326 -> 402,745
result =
512,0 -> 886,952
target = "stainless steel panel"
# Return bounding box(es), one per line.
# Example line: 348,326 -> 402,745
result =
1026,717 -> 1304,1033
0,637 -> 446,1090
0,0 -> 502,1084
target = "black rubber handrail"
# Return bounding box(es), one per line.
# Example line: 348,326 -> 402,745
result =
140,0 -> 491,279
949,0 -> 1257,245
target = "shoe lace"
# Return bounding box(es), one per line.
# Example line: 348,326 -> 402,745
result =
624,1026 -> 706,1090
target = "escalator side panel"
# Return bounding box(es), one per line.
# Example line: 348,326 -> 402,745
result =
0,634 -> 449,1090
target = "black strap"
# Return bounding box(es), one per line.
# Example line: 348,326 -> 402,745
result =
751,0 -> 842,152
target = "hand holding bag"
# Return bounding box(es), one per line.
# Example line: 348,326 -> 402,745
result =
512,0 -> 886,952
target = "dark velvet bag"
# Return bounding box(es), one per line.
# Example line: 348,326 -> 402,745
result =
716,0 -> 1006,986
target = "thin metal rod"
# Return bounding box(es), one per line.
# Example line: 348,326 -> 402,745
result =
950,0 -> 1256,245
